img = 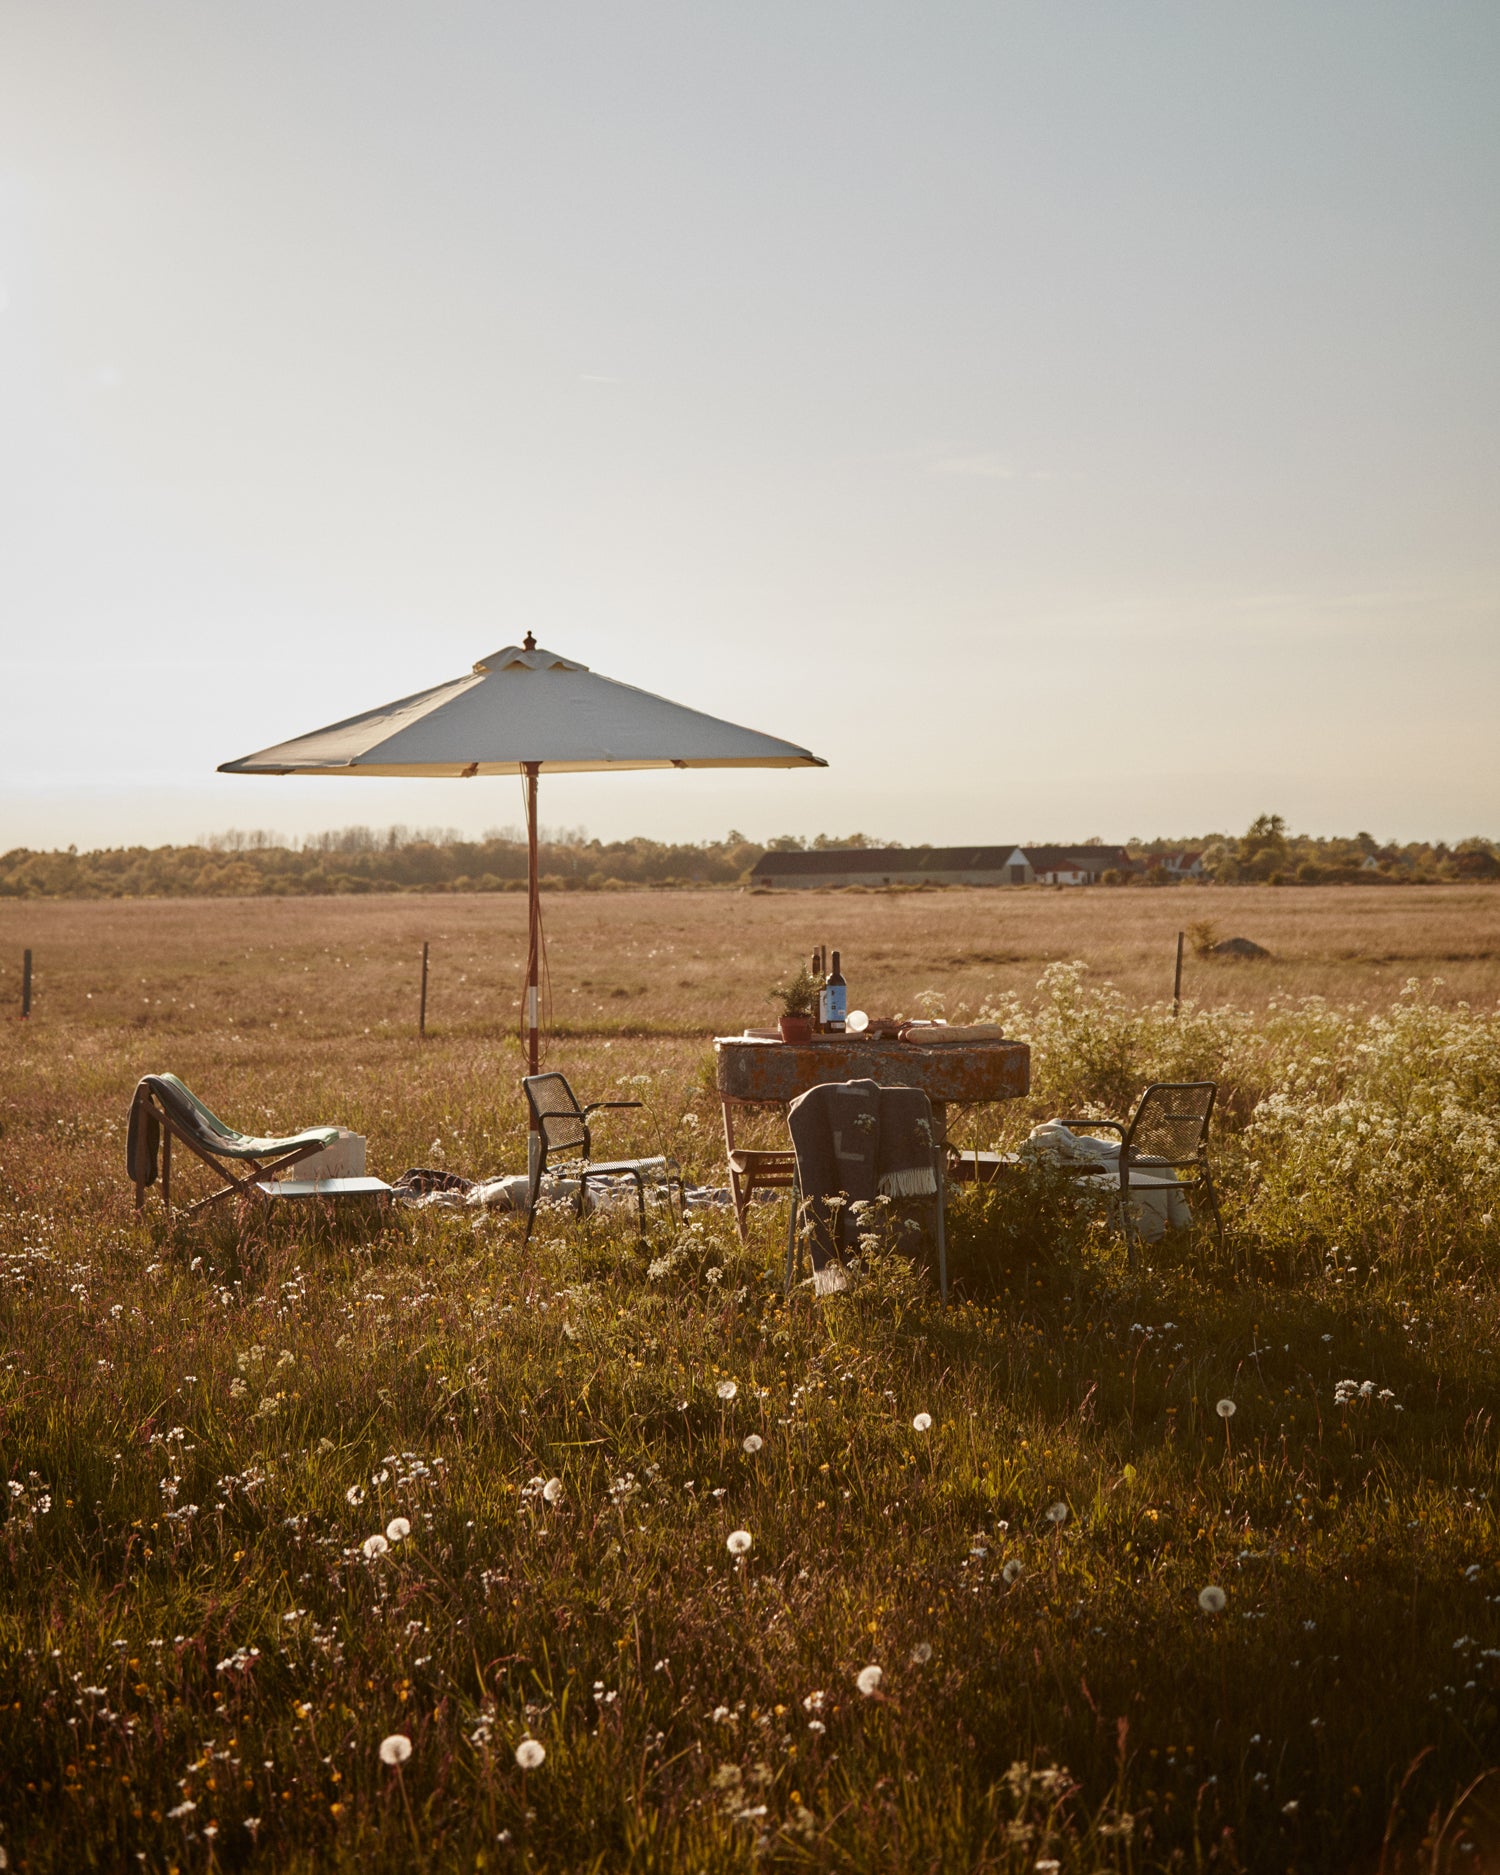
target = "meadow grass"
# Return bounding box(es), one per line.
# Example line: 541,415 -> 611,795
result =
2,889 -> 1500,1872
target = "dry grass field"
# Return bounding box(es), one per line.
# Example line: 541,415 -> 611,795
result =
3,884 -> 1500,1872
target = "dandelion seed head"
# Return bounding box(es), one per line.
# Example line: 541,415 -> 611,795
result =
1002,1558 -> 1023,1584
912,1412 -> 933,1433
515,1738 -> 546,1770
742,1434 -> 763,1454
856,1664 -> 883,1696
542,1476 -> 563,1503
345,1484 -> 366,1506
726,1529 -> 752,1557
1216,1398 -> 1236,1419
716,1380 -> 738,1401
1199,1585 -> 1227,1614
909,1641 -> 933,1665
1045,1501 -> 1069,1525
378,1734 -> 412,1766
362,1534 -> 389,1559
385,1517 -> 411,1543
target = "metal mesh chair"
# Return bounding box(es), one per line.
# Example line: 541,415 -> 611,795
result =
1060,1081 -> 1228,1268
522,1074 -> 682,1244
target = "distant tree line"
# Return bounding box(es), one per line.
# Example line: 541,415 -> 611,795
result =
0,817 -> 1494,898
1131,815 -> 1499,885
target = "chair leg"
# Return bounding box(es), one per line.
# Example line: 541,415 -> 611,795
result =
934,1151 -> 949,1306
730,1168 -> 751,1243
1118,1164 -> 1137,1273
633,1172 -> 647,1239
1201,1166 -> 1232,1272
784,1172 -> 802,1294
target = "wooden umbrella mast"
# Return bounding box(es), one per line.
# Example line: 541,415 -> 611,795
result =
525,757 -> 540,1077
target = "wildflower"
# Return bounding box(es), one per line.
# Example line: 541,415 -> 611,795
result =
856,1665 -> 883,1696
379,1734 -> 412,1766
802,1690 -> 826,1712
515,1738 -> 546,1770
1003,1559 -> 1023,1584
167,1799 -> 197,1819
542,1477 -> 563,1504
1199,1585 -> 1227,1614
742,1434 -> 763,1455
1281,1800 -> 1299,1816
229,1378 -> 248,1398
346,1485 -> 366,1507
912,1412 -> 933,1433
717,1380 -> 738,1401
362,1534 -> 389,1559
726,1529 -> 753,1557
1216,1399 -> 1236,1419
910,1641 -> 933,1665
385,1517 -> 411,1543
1045,1501 -> 1069,1525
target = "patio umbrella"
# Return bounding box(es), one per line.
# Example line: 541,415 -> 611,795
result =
219,635 -> 825,1084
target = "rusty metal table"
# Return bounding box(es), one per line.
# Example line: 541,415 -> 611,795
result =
713,1036 -> 1032,1278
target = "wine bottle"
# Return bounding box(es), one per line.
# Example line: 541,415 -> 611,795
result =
825,950 -> 847,1032
810,949 -> 825,1033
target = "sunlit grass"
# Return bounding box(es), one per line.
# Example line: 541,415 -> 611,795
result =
2,892 -> 1499,1870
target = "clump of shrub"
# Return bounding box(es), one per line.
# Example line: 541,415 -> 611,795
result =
977,963 -> 1500,1278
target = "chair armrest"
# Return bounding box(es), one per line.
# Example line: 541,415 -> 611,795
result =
582,1100 -> 643,1116
1056,1118 -> 1125,1139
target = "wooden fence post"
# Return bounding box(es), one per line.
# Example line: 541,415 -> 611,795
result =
1172,930 -> 1184,1017
419,941 -> 429,1038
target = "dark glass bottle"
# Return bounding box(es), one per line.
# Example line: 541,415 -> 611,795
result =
824,950 -> 847,1032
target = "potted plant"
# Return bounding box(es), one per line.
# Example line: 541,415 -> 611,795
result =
771,965 -> 818,1044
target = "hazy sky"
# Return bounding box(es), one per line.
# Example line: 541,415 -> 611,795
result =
2,3 -> 1497,851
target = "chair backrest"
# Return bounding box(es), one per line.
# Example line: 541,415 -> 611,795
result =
1125,1082 -> 1216,1163
524,1074 -> 590,1159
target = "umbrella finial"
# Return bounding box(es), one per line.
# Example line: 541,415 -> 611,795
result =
523,631 -> 536,651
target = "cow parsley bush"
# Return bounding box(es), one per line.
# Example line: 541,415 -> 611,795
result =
1240,983 -> 1500,1272
982,966 -> 1500,1278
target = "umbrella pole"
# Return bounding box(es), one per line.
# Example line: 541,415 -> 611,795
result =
525,761 -> 541,1076
525,761 -> 541,1192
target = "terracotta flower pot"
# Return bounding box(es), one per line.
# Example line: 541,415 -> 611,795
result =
778,1013 -> 813,1045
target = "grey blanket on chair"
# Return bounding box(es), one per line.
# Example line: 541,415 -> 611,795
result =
787,1080 -> 938,1288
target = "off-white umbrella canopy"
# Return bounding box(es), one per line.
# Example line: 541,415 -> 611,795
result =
218,641 -> 825,777
220,639 -> 825,1081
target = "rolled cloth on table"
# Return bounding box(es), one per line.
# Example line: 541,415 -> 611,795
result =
899,1023 -> 1005,1044
787,1080 -> 939,1291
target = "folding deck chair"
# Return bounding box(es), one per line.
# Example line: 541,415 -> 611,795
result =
127,1073 -> 342,1222
522,1073 -> 683,1245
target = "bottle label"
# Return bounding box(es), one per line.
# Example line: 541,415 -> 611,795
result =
825,984 -> 847,1025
